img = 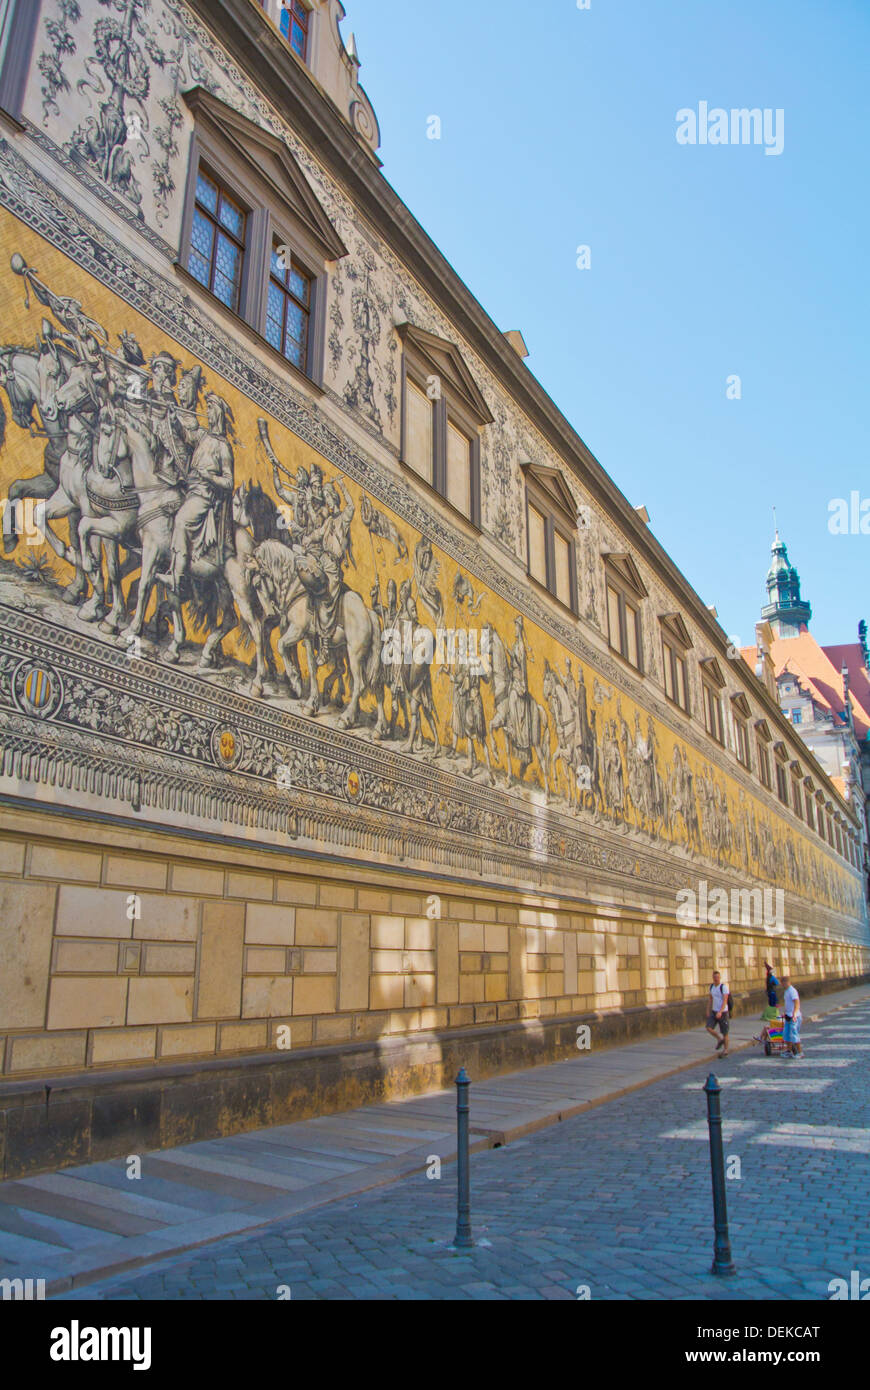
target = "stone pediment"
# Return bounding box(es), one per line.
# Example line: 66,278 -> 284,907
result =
396,322 -> 493,425
659,612 -> 693,649
604,552 -> 647,599
182,86 -> 348,262
522,462 -> 578,525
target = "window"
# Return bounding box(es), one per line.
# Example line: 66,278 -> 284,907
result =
757,739 -> 771,790
774,745 -> 789,806
605,555 -> 646,670
700,659 -> 726,744
607,584 -> 641,667
266,242 -> 312,371
660,614 -> 691,713
735,719 -> 750,769
662,640 -> 689,710
703,683 -> 724,744
280,1 -> 309,58
447,420 -> 473,518
188,168 -> 247,313
0,0 -> 39,122
523,464 -> 579,612
553,531 -> 573,608
397,323 -> 490,525
804,789 -> 815,832
816,797 -> 826,839
791,771 -> 803,820
792,709 -> 802,725
404,379 -> 434,484
180,88 -> 347,386
527,502 -> 548,587
730,693 -> 752,769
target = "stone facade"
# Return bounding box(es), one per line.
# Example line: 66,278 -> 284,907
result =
0,0 -> 867,1172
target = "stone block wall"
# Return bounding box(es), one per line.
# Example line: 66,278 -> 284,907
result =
2,806 -> 867,1087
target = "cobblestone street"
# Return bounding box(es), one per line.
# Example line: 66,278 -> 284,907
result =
62,1001 -> 870,1301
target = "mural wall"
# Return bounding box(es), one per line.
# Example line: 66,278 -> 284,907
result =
0,204 -> 862,933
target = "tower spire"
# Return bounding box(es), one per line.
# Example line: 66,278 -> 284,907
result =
760,523 -> 811,639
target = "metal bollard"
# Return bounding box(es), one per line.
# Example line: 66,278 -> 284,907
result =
703,1073 -> 736,1276
453,1066 -> 473,1249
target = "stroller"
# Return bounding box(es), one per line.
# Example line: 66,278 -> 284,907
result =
754,1009 -> 788,1056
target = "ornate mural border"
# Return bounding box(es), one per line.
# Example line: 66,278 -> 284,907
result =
0,602 -> 861,943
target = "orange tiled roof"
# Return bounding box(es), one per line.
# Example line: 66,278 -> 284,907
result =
768,633 -> 870,742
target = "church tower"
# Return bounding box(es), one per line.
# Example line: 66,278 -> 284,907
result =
761,528 -> 812,637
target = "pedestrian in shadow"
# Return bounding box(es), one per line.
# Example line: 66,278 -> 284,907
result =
761,967 -> 778,1011
706,970 -> 730,1057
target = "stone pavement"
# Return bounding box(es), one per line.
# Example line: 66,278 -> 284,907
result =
2,982 -> 869,1299
62,990 -> 870,1302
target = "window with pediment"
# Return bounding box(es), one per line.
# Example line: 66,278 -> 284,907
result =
605,554 -> 647,671
180,87 -> 347,385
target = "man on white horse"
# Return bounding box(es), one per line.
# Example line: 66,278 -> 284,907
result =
157,393 -> 235,593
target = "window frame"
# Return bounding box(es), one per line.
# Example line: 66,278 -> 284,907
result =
0,0 -> 39,123
702,682 -> 725,745
755,720 -> 772,790
604,557 -> 646,672
523,469 -> 579,615
264,226 -> 317,377
730,692 -> 752,770
188,163 -> 251,316
279,0 -> 311,58
179,89 -> 346,389
773,744 -> 789,808
659,614 -> 691,714
734,717 -> 751,770
400,356 -> 482,524
397,326 -> 489,528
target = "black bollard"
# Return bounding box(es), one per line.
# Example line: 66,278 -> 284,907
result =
453,1066 -> 473,1249
703,1073 -> 736,1276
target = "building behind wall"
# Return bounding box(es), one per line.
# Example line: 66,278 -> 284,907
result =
0,0 -> 867,1179
744,531 -> 870,900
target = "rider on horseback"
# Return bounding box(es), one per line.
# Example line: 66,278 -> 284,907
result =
297,477 -> 354,666
157,393 -> 236,593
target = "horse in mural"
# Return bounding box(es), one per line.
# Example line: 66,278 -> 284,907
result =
543,661 -> 582,809
542,661 -> 602,813
9,334 -> 269,693
115,411 -> 270,695
668,743 -> 702,854
487,622 -> 551,794
246,538 -> 387,734
0,339 -> 90,600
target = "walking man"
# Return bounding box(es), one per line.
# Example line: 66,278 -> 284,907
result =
782,974 -> 802,1058
706,970 -> 730,1057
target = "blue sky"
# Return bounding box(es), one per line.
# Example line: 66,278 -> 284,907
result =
344,0 -> 868,649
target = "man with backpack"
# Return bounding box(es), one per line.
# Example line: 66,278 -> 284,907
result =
706,970 -> 731,1057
